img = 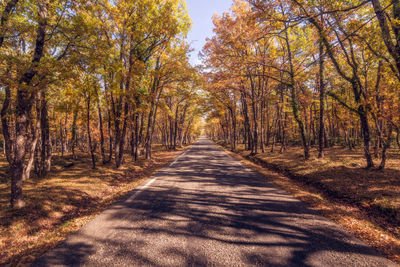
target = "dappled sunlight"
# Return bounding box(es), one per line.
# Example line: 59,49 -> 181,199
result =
220,142 -> 400,262
33,138 -> 395,266
0,0 -> 399,264
0,148 -> 185,265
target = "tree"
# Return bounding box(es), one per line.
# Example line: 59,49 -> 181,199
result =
0,0 -> 197,208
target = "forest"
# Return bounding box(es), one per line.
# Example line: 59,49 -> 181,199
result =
203,0 -> 400,170
202,1 -> 400,260
1,0 -> 400,265
0,0 -> 203,210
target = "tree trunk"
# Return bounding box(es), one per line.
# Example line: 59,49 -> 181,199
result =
23,93 -> 41,181
228,107 -> 237,151
116,101 -> 128,168
40,90 -> 51,175
87,95 -> 96,169
379,123 -> 393,170
145,97 -> 157,158
260,100 -> 265,153
284,22 -> 309,160
359,107 -> 374,168
98,102 -> 106,164
173,105 -> 179,150
134,113 -> 140,161
10,0 -> 47,208
318,36 -> 325,158
241,94 -> 252,151
1,71 -> 13,164
0,0 -> 20,48
71,109 -> 78,160
107,108 -> 113,162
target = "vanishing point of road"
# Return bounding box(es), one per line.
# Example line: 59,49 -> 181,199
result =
33,137 -> 397,266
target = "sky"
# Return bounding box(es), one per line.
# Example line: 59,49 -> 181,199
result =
185,0 -> 233,66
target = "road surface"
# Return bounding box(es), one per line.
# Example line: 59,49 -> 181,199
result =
33,137 -> 396,266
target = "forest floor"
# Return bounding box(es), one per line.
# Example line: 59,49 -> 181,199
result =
218,142 -> 400,263
0,145 -> 188,266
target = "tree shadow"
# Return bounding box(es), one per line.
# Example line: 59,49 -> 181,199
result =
32,139 -> 396,266
249,151 -> 400,239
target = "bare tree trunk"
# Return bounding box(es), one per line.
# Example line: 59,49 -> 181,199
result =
178,109 -> 187,148
145,100 -> 156,158
71,109 -> 78,160
173,105 -> 179,150
1,71 -> 13,164
280,113 -> 287,153
359,107 -> 374,168
107,108 -> 113,162
60,117 -> 65,158
318,36 -> 325,158
40,90 -> 51,175
133,113 -> 139,161
169,115 -> 174,149
241,94 -> 252,151
87,95 -> 96,169
249,76 -> 258,155
379,123 -> 393,170
228,107 -> 237,151
98,102 -> 106,164
115,101 -> 128,167
11,0 -> 47,208
260,100 -> 265,153
139,112 -> 145,155
23,93 -> 41,181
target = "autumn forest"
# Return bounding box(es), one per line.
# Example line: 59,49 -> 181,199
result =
1,0 -> 400,265
204,0 -> 400,169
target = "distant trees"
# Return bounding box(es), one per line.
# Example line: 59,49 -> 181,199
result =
203,0 -> 400,170
0,0 -> 202,208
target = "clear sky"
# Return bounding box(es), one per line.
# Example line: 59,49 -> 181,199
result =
185,0 -> 233,66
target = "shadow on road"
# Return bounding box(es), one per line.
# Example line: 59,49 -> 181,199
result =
32,138 -> 396,266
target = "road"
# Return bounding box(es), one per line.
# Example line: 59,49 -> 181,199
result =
33,137 -> 396,266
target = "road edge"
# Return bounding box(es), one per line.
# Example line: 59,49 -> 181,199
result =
21,144 -> 196,267
212,140 -> 400,265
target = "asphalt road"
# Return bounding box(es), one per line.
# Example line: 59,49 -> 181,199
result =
33,137 -> 396,267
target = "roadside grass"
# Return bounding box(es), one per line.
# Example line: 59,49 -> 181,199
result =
0,145 -> 187,266
217,142 -> 400,263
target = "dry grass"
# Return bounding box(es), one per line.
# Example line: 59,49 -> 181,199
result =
0,145 -> 188,266
218,142 -> 400,263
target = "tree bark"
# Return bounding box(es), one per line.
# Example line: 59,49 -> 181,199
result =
378,123 -> 393,170
71,109 -> 78,160
107,107 -> 113,162
371,0 -> 400,81
284,21 -> 309,159
87,95 -> 96,169
23,93 -> 41,181
98,102 -> 106,164
0,0 -> 20,48
11,0 -> 47,208
318,36 -> 325,158
40,90 -> 51,174
173,105 -> 179,150
1,70 -> 13,164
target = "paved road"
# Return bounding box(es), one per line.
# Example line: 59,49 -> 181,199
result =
33,137 -> 396,267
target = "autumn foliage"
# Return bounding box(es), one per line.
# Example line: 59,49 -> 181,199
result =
0,0 -> 202,208
203,0 -> 400,170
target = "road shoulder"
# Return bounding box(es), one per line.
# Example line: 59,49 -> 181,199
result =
214,142 -> 400,264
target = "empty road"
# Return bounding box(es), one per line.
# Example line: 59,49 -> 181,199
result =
33,137 -> 396,266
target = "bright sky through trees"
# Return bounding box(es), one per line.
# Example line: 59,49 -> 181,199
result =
186,0 -> 233,65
